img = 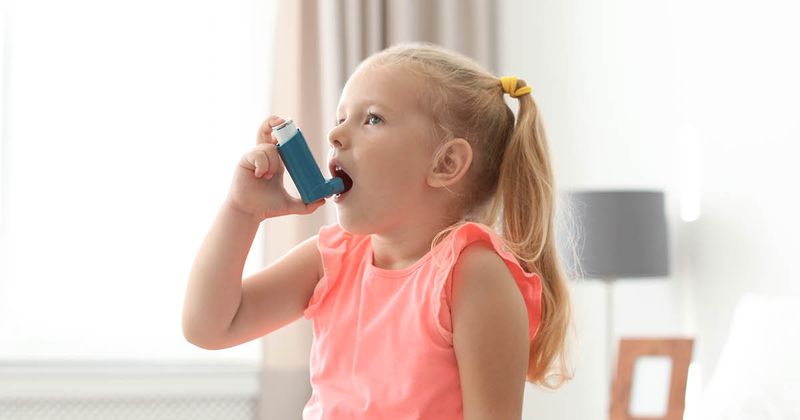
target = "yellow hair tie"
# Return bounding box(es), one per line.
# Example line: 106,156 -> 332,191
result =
500,76 -> 532,98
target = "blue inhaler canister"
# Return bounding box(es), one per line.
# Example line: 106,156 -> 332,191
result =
273,119 -> 345,204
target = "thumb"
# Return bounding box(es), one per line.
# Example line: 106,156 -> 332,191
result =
291,197 -> 327,215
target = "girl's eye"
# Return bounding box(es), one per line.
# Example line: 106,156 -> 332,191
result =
366,113 -> 383,126
335,118 -> 345,125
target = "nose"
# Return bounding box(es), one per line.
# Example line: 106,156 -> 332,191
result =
328,123 -> 348,150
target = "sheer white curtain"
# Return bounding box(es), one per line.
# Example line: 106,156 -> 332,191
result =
0,0 -> 277,364
258,0 -> 496,416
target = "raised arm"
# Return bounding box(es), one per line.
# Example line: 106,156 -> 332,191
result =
182,115 -> 326,349
182,202 -> 261,349
182,205 -> 322,350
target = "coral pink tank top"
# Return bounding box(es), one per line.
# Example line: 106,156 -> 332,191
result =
302,222 -> 542,419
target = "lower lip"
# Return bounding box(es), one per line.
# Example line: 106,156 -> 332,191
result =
333,189 -> 350,203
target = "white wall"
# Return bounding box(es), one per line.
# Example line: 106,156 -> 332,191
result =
499,0 -> 800,418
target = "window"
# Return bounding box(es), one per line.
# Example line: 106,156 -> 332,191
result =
0,0 -> 277,364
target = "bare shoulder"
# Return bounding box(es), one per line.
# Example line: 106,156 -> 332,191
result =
451,241 -> 521,309
451,242 -> 529,419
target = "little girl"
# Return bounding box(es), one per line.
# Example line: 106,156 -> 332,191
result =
184,43 -> 572,419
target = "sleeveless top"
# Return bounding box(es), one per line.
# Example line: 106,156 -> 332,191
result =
302,222 -> 543,419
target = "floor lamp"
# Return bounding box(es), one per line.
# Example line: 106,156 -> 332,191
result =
563,190 -> 670,373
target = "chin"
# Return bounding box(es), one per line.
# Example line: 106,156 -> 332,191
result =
335,217 -> 367,236
334,211 -> 378,236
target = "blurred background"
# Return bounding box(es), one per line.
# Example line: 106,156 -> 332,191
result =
1,0 -> 798,419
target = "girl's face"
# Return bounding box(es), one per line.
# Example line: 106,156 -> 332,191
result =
327,64 -> 440,235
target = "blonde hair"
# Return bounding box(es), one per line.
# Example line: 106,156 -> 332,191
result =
364,42 -> 575,388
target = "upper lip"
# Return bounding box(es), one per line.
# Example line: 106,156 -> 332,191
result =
328,157 -> 347,178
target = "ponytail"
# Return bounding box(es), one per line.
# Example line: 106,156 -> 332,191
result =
484,78 -> 574,387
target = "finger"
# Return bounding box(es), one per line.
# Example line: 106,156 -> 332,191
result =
253,150 -> 269,178
250,149 -> 271,178
258,146 -> 282,178
238,152 -> 257,172
256,115 -> 285,145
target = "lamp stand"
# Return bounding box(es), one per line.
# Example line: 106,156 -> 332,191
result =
605,277 -> 615,379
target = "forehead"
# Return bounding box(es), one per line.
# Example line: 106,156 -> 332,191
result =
338,64 -> 427,112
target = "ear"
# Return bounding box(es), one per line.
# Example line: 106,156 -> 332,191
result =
427,138 -> 473,188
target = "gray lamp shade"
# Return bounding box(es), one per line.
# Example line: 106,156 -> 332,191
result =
564,190 -> 669,279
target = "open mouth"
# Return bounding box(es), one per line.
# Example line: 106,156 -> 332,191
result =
330,164 -> 354,196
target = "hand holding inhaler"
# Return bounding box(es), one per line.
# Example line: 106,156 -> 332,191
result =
226,116 -> 342,221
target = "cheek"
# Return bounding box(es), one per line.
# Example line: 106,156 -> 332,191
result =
358,144 -> 432,192
382,158 -> 427,184
378,168 -> 430,202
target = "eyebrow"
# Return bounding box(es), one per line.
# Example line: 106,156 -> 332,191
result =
336,99 -> 395,116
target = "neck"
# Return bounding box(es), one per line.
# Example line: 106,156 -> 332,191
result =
370,216 -> 458,271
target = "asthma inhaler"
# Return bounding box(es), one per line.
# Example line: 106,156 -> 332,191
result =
273,119 -> 345,204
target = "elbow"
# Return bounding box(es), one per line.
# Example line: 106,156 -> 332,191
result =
186,337 -> 227,351
183,329 -> 228,350
182,329 -> 209,349
182,323 -> 209,349
182,316 -> 229,350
